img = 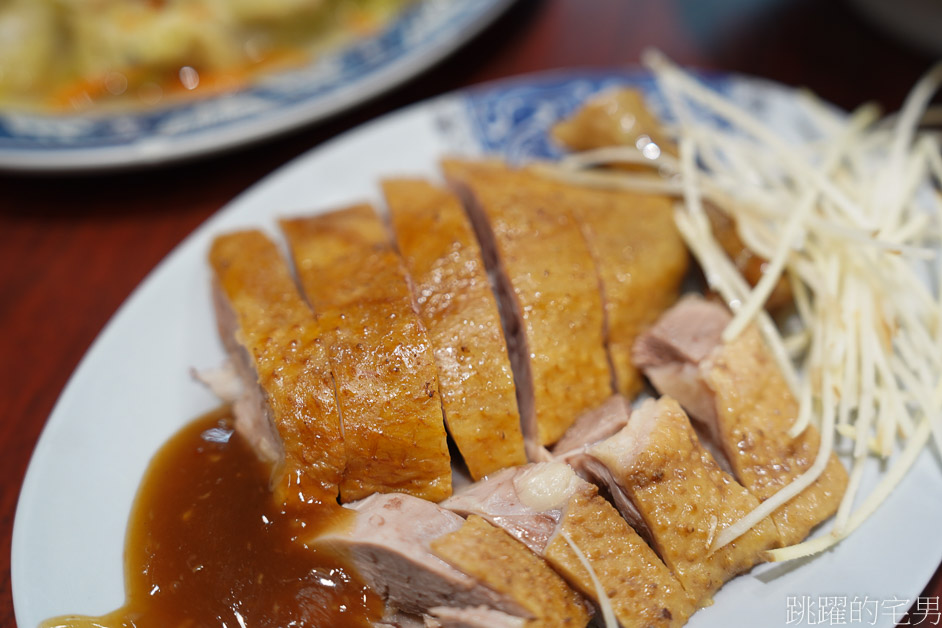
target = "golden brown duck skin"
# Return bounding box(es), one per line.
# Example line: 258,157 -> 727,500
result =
384,179 -> 527,480
442,159 -> 612,450
568,396 -> 781,605
546,181 -> 688,399
633,296 -> 849,545
281,205 -> 451,503
544,489 -> 698,628
431,516 -> 591,628
209,230 -> 344,514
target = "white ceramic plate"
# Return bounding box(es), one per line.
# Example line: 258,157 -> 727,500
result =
12,70 -> 942,627
0,0 -> 514,172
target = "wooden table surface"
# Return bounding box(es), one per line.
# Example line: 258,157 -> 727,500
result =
2,0 -> 940,625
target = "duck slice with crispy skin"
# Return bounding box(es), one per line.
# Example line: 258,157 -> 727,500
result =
282,205 -> 451,503
209,229 -> 344,515
633,295 -> 848,545
318,493 -> 529,620
441,159 -> 613,452
443,463 -> 697,627
384,179 -> 527,480
562,396 -> 781,605
546,180 -> 688,399
431,515 -> 591,628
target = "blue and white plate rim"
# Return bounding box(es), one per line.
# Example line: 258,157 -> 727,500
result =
0,0 -> 517,172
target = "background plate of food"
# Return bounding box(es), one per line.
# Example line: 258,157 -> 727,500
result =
0,0 -> 515,172
12,63 -> 942,627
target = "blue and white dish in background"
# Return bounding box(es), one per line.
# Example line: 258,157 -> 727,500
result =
0,0 -> 516,172
13,70 -> 939,628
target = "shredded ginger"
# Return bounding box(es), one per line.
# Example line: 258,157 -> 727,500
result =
541,50 -> 942,561
559,528 -> 618,628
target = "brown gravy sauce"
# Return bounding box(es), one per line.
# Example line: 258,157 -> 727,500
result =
43,409 -> 382,628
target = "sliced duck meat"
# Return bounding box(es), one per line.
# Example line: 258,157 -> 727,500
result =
566,396 -> 781,604
282,205 -> 451,503
381,607 -> 524,628
429,607 -> 525,628
552,182 -> 688,399
376,608 -> 441,628
441,465 -> 563,555
384,179 -> 527,480
319,493 -> 529,619
633,295 -> 848,545
209,230 -> 344,513
441,159 -> 613,451
550,394 -> 631,458
443,463 -> 696,627
431,515 -> 591,628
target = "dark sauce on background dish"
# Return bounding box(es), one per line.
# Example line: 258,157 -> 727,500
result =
43,409 -> 381,628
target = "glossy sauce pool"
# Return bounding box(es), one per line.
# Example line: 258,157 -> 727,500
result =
43,409 -> 381,628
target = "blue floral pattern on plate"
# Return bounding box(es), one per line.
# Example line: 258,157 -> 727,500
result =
459,69 -> 750,163
456,69 -> 826,165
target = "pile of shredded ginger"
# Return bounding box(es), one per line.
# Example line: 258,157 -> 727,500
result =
542,50 -> 942,561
